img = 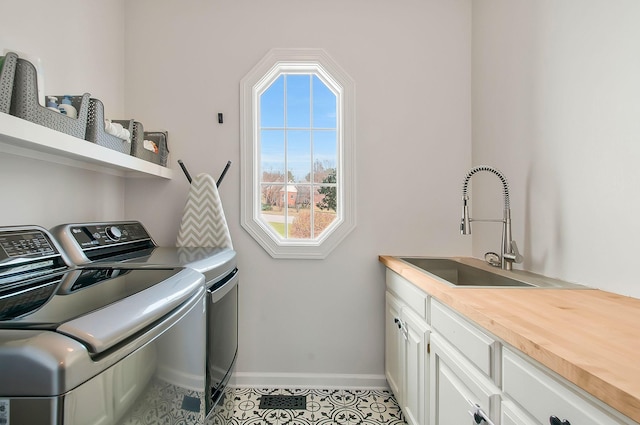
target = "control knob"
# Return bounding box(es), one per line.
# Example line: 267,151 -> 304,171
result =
105,226 -> 122,241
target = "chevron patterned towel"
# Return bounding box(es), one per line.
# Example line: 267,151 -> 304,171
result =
176,173 -> 233,249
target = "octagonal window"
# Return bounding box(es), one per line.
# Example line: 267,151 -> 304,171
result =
241,49 -> 355,259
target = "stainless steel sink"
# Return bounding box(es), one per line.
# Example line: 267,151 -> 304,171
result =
398,257 -> 586,289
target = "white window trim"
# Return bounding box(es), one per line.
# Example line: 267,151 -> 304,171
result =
240,48 -> 356,259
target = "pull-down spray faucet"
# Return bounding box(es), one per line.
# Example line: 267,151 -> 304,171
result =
461,166 -> 523,270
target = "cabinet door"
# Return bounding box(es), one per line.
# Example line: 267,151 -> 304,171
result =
430,333 -> 499,425
402,307 -> 430,425
385,291 -> 404,401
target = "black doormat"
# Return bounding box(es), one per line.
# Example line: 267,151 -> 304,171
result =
259,395 -> 307,410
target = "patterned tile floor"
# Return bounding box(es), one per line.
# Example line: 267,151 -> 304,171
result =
210,388 -> 407,425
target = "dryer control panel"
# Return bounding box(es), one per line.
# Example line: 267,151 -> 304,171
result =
51,221 -> 156,264
68,222 -> 151,249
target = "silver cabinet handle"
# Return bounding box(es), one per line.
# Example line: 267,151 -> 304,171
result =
393,317 -> 408,339
401,322 -> 408,341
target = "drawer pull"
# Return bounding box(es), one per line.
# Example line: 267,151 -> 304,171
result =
467,400 -> 495,425
549,416 -> 571,425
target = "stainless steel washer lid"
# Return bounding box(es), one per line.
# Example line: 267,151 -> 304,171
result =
58,267 -> 203,353
3,267 -> 204,353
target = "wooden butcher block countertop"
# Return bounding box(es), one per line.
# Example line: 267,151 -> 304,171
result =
379,255 -> 640,423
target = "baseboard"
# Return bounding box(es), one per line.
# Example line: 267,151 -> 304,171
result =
232,372 -> 389,390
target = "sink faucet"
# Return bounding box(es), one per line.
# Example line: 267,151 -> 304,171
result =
460,166 -> 523,270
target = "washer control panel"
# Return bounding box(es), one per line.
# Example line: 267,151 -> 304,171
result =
0,226 -> 67,279
0,229 -> 56,259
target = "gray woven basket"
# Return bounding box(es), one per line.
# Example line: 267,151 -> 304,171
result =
143,131 -> 169,166
85,98 -> 132,155
113,120 -> 150,163
10,58 -> 89,139
117,120 -> 161,165
0,52 -> 18,113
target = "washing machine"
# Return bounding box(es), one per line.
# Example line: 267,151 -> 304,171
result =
0,225 -> 208,424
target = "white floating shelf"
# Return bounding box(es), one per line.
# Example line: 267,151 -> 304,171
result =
0,112 -> 173,179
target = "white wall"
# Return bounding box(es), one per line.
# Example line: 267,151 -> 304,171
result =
0,0 -> 127,227
4,0 -> 638,388
123,0 -> 472,386
472,0 -> 640,298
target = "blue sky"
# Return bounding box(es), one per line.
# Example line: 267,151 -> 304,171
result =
260,74 -> 337,183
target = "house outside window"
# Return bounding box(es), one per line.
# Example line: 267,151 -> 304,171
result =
240,49 -> 355,259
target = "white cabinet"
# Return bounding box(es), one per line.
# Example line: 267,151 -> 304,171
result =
385,270 -> 430,425
502,347 -> 636,425
382,265 -> 640,425
429,301 -> 500,425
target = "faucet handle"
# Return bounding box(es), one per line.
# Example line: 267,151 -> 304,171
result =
504,240 -> 523,264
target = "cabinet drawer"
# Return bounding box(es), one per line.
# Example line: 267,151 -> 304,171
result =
430,333 -> 500,425
503,348 -> 634,425
386,269 -> 427,320
430,300 -> 497,378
